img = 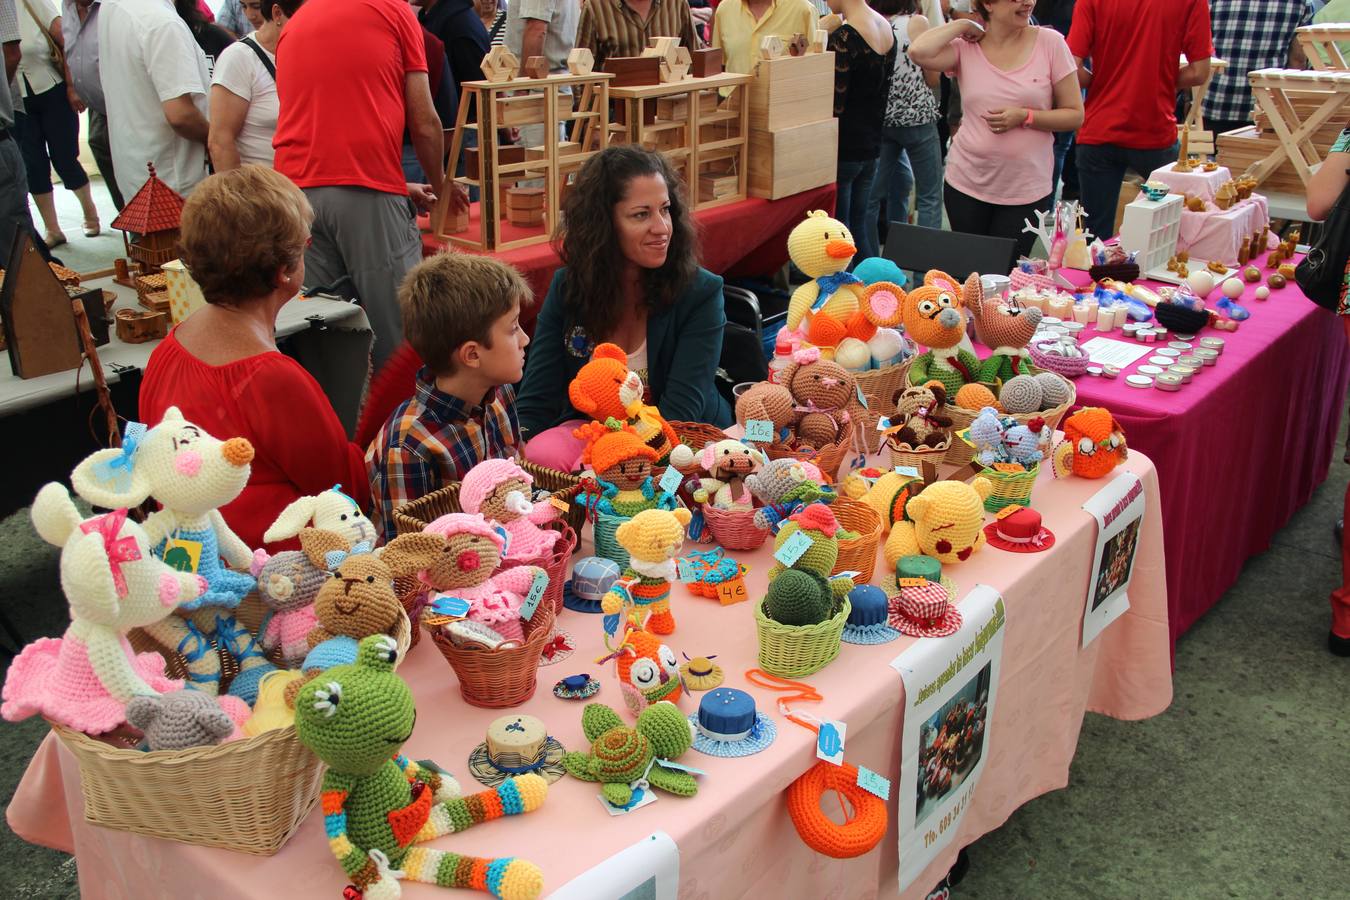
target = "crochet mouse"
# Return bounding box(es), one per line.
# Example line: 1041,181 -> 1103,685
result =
569,342 -> 678,462
601,507 -> 692,635
574,420 -> 676,518
1,484 -> 201,734
263,485 -> 376,549
257,528 -> 363,667
746,458 -> 836,533
458,459 -> 562,561
669,439 -> 766,510
904,271 -> 985,397
966,278 -> 1043,384
562,701 -> 696,807
779,348 -> 856,450
295,635 -> 548,900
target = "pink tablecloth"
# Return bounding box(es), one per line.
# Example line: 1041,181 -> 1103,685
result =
1061,262 -> 1350,646
7,453 -> 1172,900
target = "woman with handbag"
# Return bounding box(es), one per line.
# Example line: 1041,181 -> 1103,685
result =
14,0 -> 100,247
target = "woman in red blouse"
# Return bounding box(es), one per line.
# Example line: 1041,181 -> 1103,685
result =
139,165 -> 368,552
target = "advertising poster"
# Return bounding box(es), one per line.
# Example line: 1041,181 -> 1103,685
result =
1081,472 -> 1145,648
548,831 -> 680,900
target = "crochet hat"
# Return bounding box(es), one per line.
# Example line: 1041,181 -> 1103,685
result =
467,714 -> 567,787
889,581 -> 963,638
422,512 -> 508,553
553,673 -> 600,700
563,556 -> 621,613
842,584 -> 900,645
536,627 -> 574,666
575,420 -> 658,475
984,506 -> 1055,553
790,503 -> 842,538
679,654 -> 724,691
459,458 -> 532,515
687,688 -> 777,758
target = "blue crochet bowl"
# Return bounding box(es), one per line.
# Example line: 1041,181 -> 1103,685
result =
1140,183 -> 1170,202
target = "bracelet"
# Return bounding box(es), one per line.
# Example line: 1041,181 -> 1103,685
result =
1022,108 -> 1035,129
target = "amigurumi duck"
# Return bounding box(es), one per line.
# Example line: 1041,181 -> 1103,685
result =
562,701 -> 697,807
295,635 -> 548,900
459,458 -> 563,561
904,271 -> 986,397
601,507 -> 692,635
575,420 -> 677,518
569,343 -> 678,462
883,479 -> 993,570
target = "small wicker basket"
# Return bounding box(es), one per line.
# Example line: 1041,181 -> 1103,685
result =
701,503 -> 769,550
887,437 -> 950,472
830,497 -> 882,585
754,598 -> 851,678
944,373 -> 1077,466
592,508 -> 631,568
765,417 -> 855,483
424,599 -> 556,708
978,464 -> 1040,513
849,358 -> 914,454
392,464 -> 584,539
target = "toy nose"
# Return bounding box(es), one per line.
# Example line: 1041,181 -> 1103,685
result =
825,239 -> 855,259
457,550 -> 480,572
658,669 -> 670,684
819,376 -> 839,387
222,438 -> 254,467
937,308 -> 961,329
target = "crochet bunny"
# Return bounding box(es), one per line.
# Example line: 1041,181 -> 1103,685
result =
70,410 -> 267,698
568,342 -> 678,462
263,485 -> 377,548
257,528 -> 358,667
294,635 -> 548,900
1,483 -> 203,734
601,507 -> 692,636
669,439 -> 765,510
746,458 -> 836,533
779,348 -> 856,450
418,514 -> 548,644
458,459 -> 562,561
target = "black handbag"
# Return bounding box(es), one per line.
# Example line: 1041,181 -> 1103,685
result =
1295,170 -> 1350,311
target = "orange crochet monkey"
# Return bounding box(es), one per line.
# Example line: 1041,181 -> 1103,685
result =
568,343 -> 678,461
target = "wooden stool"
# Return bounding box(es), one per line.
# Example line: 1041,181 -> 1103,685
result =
1246,67 -> 1350,189
1297,24 -> 1350,71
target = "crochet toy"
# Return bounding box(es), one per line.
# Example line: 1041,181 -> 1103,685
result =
858,470 -> 927,535
904,271 -> 985,396
779,348 -> 856,450
574,420 -> 675,517
1,484 -> 201,734
669,439 -> 765,509
952,382 -> 1000,413
765,504 -> 855,605
764,568 -> 837,626
787,761 -> 888,858
1053,407 -> 1127,479
967,283 -> 1043,384
1002,419 -> 1049,469
967,407 -> 1009,467
263,485 -> 377,548
415,515 -> 549,645
886,381 -> 952,449
734,381 -> 797,445
568,343 -> 678,462
883,478 -> 993,570
459,459 -> 562,561
561,701 -> 697,806
746,459 -> 836,533
126,689 -> 246,750
294,635 -> 548,900
255,529 -> 339,668
598,621 -> 684,716
70,410 -> 265,697
600,507 -> 692,635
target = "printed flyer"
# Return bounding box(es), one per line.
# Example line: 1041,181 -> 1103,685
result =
1081,472 -> 1145,648
549,831 -> 679,900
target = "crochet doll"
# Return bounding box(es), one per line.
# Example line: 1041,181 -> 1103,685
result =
669,439 -> 766,510
1,484 -> 202,734
904,271 -> 986,397
562,701 -> 696,807
568,342 -> 678,462
746,459 -> 836,533
574,420 -> 676,518
257,528 -> 362,668
967,407 -> 1009,467
418,514 -> 549,644
883,478 -> 993,569
600,507 -> 692,635
966,280 -> 1043,385
262,485 -> 377,548
458,459 -> 562,561
765,504 -> 856,604
778,348 -> 857,450
887,381 -> 952,449
294,635 -> 548,900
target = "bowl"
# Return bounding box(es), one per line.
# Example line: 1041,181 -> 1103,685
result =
1140,182 -> 1170,202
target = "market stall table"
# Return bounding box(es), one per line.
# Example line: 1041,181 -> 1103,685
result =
8,451 -> 1172,900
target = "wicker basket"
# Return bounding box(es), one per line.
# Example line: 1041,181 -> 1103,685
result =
512,523 -> 579,615
754,598 -> 851,678
887,437 -> 950,471
701,503 -> 769,550
944,373 -> 1077,466
49,598 -> 411,855
849,358 -> 914,454
393,466 -> 584,539
424,599 -> 557,708
830,497 -> 882,585
1028,344 -> 1091,379
669,421 -> 729,470
593,508 -> 631,568
978,464 -> 1040,513
765,417 -> 854,483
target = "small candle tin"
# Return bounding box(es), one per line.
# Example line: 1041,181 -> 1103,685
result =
1040,316 -> 1063,327
1122,322 -> 1141,337
1168,341 -> 1193,350
1102,365 -> 1120,379
1096,306 -> 1119,330
1177,354 -> 1204,369
1062,321 -> 1086,335
1168,364 -> 1197,383
1155,374 -> 1183,391
1086,365 -> 1103,377
1138,364 -> 1165,376
1174,333 -> 1197,341
1194,348 -> 1219,366
1148,356 -> 1175,366
1199,336 -> 1226,353
1126,374 -> 1154,388
1156,347 -> 1182,358
1140,329 -> 1158,343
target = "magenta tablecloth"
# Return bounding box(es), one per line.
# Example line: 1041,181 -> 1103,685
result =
1059,263 -> 1350,647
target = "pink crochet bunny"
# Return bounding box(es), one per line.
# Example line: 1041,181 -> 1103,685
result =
420,513 -> 548,644
458,459 -> 562,562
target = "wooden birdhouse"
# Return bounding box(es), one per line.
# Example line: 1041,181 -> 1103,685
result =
0,228 -> 82,378
110,162 -> 185,276
481,46 -> 520,83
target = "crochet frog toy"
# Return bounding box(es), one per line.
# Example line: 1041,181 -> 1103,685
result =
562,701 -> 697,807
458,459 -> 562,562
599,620 -> 684,716
1,484 -> 202,735
294,635 -> 548,900
966,278 -> 1043,385
574,420 -> 676,518
569,342 -> 678,462
601,507 -> 692,635
883,478 -> 993,570
669,439 -> 766,510
904,271 -> 986,397
746,458 -> 836,533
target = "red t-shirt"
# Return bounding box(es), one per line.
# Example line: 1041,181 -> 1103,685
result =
139,331 -> 371,553
272,0 -> 428,194
1068,0 -> 1213,149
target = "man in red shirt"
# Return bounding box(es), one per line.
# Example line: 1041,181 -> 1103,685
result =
1068,0 -> 1214,240
274,0 -> 463,366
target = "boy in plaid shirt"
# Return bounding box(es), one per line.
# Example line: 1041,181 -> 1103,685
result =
366,254 -> 531,541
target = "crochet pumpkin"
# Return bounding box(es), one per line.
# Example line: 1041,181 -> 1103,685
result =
904,271 -> 985,397
561,701 -> 697,807
568,343 -> 677,462
574,420 -> 674,517
1054,407 -> 1127,479
601,507 -> 692,635
883,479 -> 993,570
966,280 -> 1043,385
294,635 -> 548,900
459,458 -> 562,561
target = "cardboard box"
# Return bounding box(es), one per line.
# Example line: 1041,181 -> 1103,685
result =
162,258 -> 206,325
748,52 -> 833,133
748,118 -> 837,200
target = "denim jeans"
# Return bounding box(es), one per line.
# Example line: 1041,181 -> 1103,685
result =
1052,129 -> 1075,200
867,122 -> 944,245
836,158 -> 880,263
1075,141 -> 1179,239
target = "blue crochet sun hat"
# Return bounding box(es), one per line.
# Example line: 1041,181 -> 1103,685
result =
841,584 -> 901,645
562,556 -> 621,613
688,688 -> 777,758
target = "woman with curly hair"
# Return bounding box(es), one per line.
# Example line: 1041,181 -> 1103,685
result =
516,145 -> 731,472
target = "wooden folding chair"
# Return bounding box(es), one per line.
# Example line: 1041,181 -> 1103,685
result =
1297,24 -> 1350,71
1177,57 -> 1228,157
1246,67 -> 1350,188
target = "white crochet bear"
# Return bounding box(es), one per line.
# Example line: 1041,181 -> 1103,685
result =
0,484 -> 206,734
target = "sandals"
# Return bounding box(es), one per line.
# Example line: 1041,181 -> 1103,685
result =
83,219 -> 100,237
44,231 -> 67,248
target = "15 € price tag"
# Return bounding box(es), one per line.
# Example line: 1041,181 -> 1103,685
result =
520,571 -> 548,621
774,530 -> 813,567
548,496 -> 570,513
716,576 -> 748,605
856,765 -> 891,800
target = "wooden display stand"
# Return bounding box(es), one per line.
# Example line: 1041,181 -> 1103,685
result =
1241,67 -> 1350,190
1297,24 -> 1350,71
1176,56 -> 1227,158
746,48 -> 836,200
1118,194 -> 1183,279
430,70 -> 614,250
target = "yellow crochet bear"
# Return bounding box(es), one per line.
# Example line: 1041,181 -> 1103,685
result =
884,478 -> 992,570
602,507 -> 692,635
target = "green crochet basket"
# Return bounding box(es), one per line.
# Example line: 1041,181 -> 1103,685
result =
593,509 -> 631,569
754,598 -> 851,678
978,463 -> 1039,513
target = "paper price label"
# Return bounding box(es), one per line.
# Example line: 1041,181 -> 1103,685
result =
855,383 -> 869,408
774,530 -> 813,567
856,765 -> 891,800
744,419 -> 774,442
599,787 -> 657,816
658,466 -> 684,495
428,594 -> 471,619
520,571 -> 548,621
876,416 -> 893,432
894,465 -> 920,478
716,576 -> 749,606
676,558 -> 701,584
548,496 -> 570,513
656,759 -> 705,776
815,719 -> 847,765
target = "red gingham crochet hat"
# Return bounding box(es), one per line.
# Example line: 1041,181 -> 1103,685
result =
889,581 -> 962,638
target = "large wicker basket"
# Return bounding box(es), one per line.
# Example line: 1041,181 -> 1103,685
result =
887,437 -> 950,472
830,497 -> 882,585
754,598 -> 851,678
849,358 -> 914,454
701,503 -> 770,550
392,463 -> 584,538
944,373 -> 1077,466
424,600 -> 556,708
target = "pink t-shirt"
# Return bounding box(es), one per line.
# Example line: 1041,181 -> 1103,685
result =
945,27 -> 1077,206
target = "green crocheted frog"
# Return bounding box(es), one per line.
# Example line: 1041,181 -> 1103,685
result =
293,635 -> 548,900
561,701 -> 697,807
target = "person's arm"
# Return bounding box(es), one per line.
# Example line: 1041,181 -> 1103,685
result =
163,94 -> 209,143
909,14 -> 940,88
1176,56 -> 1210,90
830,28 -> 852,117
655,274 -> 727,424
1177,0 -> 1211,90
514,272 -> 569,439
405,70 -> 444,198
3,41 -> 17,81
908,17 -> 976,72
1066,0 -> 1091,88
207,84 -> 247,171
520,16 -> 546,64
1308,145 -> 1350,221
1073,54 -> 1090,89
679,0 -> 703,51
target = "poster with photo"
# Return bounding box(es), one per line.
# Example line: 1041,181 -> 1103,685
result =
549,831 -> 680,900
890,585 -> 1006,894
1081,471 -> 1145,648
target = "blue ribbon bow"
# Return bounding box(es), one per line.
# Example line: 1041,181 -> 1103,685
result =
810,271 -> 864,311
91,421 -> 147,491
324,541 -> 373,571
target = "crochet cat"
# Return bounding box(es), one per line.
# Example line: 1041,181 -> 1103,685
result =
458,459 -> 562,561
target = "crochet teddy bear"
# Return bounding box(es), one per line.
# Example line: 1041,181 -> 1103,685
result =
599,620 -> 684,716
883,478 -> 993,570
263,485 -> 377,549
562,701 -> 697,807
126,688 -> 247,751
70,410 -> 266,698
418,514 -> 549,644
569,342 -> 678,462
600,507 -> 692,635
294,635 -> 548,900
574,420 -> 677,518
779,348 -> 856,450
734,381 -> 796,446
1,484 -> 202,735
765,504 -> 856,605
966,281 -> 1043,385
746,458 -> 836,533
669,439 -> 766,510
904,271 -> 986,397
459,458 -> 563,561
256,528 -> 359,668
887,381 -> 952,449
1054,407 -> 1127,479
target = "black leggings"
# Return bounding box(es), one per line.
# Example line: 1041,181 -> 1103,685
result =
943,182 -> 1054,259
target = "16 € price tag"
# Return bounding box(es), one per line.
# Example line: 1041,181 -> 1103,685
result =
744,419 -> 774,442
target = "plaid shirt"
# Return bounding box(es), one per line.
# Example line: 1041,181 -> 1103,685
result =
1202,0 -> 1314,124
366,367 -> 520,541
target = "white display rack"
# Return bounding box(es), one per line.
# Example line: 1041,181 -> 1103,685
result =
1118,193 -> 1182,276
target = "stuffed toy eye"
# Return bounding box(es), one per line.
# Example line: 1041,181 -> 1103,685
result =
937,292 -> 954,308
629,659 -> 659,687
1078,437 -> 1095,455
658,645 -> 678,672
918,299 -> 937,316
1109,434 -> 1121,449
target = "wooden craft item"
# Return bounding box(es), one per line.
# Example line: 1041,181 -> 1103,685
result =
1244,68 -> 1350,188
603,55 -> 662,87
111,163 -> 184,274
749,116 -> 837,200
810,30 -> 828,54
644,36 -> 681,64
480,46 -> 520,82
0,229 -> 81,378
523,56 -> 549,80
443,203 -> 469,235
760,35 -> 786,60
662,47 -> 692,82
48,262 -> 80,285
1296,24 -> 1350,71
698,172 -> 739,202
504,187 -> 546,210
66,284 -> 109,346
115,307 -> 168,343
690,48 -> 723,78
787,34 -> 808,57
747,50 -> 834,132
567,47 -> 595,75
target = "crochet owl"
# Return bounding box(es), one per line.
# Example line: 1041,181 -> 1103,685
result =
600,622 -> 684,716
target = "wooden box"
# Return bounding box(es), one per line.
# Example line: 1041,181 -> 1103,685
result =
526,141 -> 580,160
1217,126 -> 1326,194
748,51 -> 834,132
604,56 -> 662,88
115,308 -> 168,343
656,92 -> 718,121
749,117 -> 837,200
690,48 -> 723,79
640,126 -> 687,152
698,172 -> 739,202
0,230 -> 81,378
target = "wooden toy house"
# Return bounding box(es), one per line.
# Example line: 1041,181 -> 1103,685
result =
111,162 -> 185,276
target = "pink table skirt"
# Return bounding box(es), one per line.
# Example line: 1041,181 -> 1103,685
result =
7,453 -> 1173,899
1177,195 -> 1271,267
1061,262 -> 1350,646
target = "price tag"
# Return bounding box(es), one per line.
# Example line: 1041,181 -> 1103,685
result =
832,571 -> 860,581
676,557 -> 700,583
658,466 -> 684,496
162,538 -> 203,574
875,416 -> 893,432
715,576 -> 748,605
599,787 -> 658,816
815,719 -> 846,765
856,765 -> 891,800
855,384 -> 869,408
894,465 -> 920,478
520,570 -> 548,621
427,594 -> 471,619
744,419 -> 774,443
774,530 -> 813,567
548,496 -> 570,513
656,759 -> 705,776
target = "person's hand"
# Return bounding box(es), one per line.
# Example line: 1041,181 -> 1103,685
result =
407,182 -> 437,213
983,107 -> 1028,134
66,86 -> 86,114
448,181 -> 469,213
959,18 -> 985,41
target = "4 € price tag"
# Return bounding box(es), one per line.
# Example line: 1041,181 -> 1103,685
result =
744,419 -> 774,443
520,569 -> 549,621
774,530 -> 813,567
815,719 -> 847,766
716,575 -> 748,605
